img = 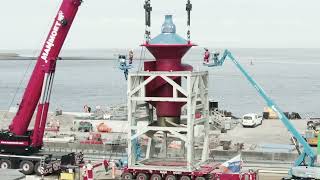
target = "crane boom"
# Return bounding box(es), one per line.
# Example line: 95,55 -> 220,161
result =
207,50 -> 316,169
0,0 -> 82,154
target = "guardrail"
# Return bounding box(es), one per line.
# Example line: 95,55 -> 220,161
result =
44,142 -> 126,156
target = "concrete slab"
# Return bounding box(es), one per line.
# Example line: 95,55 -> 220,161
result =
0,169 -> 25,180
219,119 -> 308,145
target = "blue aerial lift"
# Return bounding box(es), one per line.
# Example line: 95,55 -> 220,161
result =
205,49 -> 320,179
118,55 -> 133,80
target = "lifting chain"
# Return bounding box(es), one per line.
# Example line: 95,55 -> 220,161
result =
186,0 -> 192,42
144,0 -> 152,42
143,0 -> 192,42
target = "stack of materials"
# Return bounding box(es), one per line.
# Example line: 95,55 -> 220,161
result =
263,107 -> 301,119
80,132 -> 103,144
263,107 -> 278,119
97,123 -> 112,133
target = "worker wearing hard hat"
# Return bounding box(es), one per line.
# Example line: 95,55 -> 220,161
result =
203,48 -> 210,64
82,160 -> 93,180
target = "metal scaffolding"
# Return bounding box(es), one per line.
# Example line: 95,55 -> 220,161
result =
127,71 -> 209,172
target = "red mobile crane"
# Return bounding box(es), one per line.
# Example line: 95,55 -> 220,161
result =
0,0 -> 83,175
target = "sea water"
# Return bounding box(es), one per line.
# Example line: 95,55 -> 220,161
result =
0,48 -> 319,117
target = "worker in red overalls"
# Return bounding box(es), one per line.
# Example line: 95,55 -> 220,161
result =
103,159 -> 109,175
203,48 -> 210,64
82,160 -> 93,180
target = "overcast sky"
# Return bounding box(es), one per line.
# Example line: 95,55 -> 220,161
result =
0,0 -> 319,50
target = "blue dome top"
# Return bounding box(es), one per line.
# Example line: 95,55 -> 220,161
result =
149,15 -> 188,45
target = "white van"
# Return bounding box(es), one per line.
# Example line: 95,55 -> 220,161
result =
241,113 -> 262,128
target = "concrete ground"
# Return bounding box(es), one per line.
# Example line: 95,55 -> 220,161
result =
258,173 -> 287,180
24,166 -> 121,180
220,119 -> 307,145
0,111 -> 309,146
0,111 -> 314,180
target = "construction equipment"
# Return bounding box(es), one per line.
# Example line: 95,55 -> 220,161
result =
205,49 -> 320,179
305,120 -> 320,146
0,0 -> 83,175
78,121 -> 93,132
80,132 -> 103,145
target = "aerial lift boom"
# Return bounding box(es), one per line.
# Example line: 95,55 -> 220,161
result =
206,49 -> 319,179
0,0 -> 82,154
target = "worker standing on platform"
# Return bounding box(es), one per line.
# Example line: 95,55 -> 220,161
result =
83,105 -> 92,113
103,159 -> 109,175
119,55 -> 129,80
213,51 -> 220,65
119,55 -> 126,66
82,160 -> 93,180
203,48 -> 210,64
129,50 -> 134,64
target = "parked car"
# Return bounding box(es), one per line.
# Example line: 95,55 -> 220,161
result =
241,113 -> 262,128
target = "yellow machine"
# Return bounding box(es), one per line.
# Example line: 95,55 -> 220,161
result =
305,121 -> 320,146
60,168 -> 77,180
60,172 -> 74,180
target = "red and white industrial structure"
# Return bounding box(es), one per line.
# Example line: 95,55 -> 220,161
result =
122,1 -> 257,179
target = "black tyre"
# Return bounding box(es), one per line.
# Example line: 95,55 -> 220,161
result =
150,174 -> 162,180
165,175 -> 177,180
34,162 -> 43,176
122,172 -> 134,179
0,160 -> 12,169
307,121 -> 314,127
19,160 -> 34,175
195,177 -> 206,180
137,173 -> 149,180
281,178 -> 290,180
180,175 -> 191,180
